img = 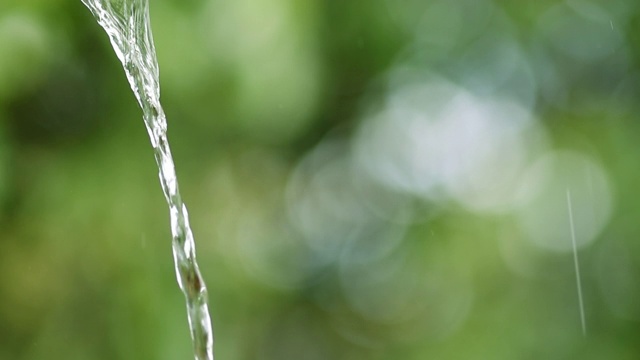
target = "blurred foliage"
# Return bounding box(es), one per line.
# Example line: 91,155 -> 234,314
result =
2,0 -> 640,359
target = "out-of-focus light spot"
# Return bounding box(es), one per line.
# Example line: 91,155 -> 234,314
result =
386,0 -> 494,58
451,32 -> 537,108
339,220 -> 407,266
210,151 -> 320,290
199,0 -> 321,142
515,151 -> 613,253
355,78 -> 547,213
537,2 -> 624,64
287,140 -> 370,260
339,254 -> 415,324
595,238 -> 640,320
527,43 -> 569,107
0,12 -> 50,98
399,6 -> 537,108
235,205 -> 317,290
411,0 -> 464,55
286,139 -> 409,263
349,164 -> 418,225
439,98 -> 545,213
338,245 -> 473,340
530,0 -> 631,111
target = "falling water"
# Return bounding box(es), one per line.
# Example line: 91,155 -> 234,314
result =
80,0 -> 214,358
566,189 -> 586,336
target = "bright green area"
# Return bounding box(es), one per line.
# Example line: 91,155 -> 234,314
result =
1,0 -> 640,359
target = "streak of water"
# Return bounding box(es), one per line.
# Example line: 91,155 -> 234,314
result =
80,0 -> 214,358
566,189 -> 586,336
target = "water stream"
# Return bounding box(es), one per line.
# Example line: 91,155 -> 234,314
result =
80,0 -> 214,358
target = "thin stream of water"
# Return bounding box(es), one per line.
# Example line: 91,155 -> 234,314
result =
566,189 -> 586,336
80,0 -> 214,358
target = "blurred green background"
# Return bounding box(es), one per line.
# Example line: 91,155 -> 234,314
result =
1,0 -> 640,359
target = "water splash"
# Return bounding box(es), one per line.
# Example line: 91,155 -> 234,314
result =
80,0 -> 214,358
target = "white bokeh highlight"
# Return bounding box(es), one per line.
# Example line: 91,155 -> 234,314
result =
355,79 -> 547,213
515,150 -> 613,252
